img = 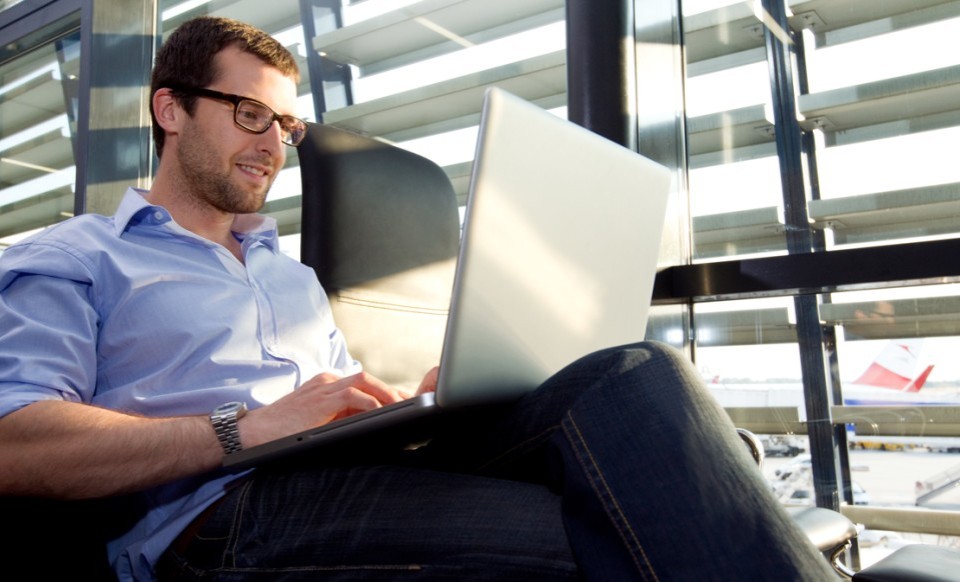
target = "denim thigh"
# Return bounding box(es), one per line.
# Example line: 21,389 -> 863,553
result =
159,464 -> 579,581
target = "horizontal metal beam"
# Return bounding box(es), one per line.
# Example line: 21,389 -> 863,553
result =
841,505 -> 960,537
654,238 -> 960,302
723,406 -> 805,435
723,405 -> 960,438
832,406 -> 960,437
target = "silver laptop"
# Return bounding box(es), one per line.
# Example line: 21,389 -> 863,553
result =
224,87 -> 671,469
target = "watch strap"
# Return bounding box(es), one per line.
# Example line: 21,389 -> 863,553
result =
210,402 -> 246,455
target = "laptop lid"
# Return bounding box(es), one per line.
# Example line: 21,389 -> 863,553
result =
433,87 -> 672,409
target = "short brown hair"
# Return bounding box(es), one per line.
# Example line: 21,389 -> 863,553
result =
150,16 -> 300,157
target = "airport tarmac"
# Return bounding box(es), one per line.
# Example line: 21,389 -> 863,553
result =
764,449 -> 960,568
764,449 -> 960,508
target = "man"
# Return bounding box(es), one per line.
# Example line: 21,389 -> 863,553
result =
0,16 -> 835,581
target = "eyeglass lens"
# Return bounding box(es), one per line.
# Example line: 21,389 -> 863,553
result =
236,100 -> 305,145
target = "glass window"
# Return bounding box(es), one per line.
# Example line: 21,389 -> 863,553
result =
823,286 -> 960,565
311,0 -> 567,205
802,4 -> 960,249
694,286 -> 960,566
683,1 -> 960,260
0,21 -> 81,255
682,2 -> 960,551
683,0 -> 786,260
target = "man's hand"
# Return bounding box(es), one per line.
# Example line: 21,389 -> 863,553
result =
416,366 -> 440,395
239,371 -> 408,448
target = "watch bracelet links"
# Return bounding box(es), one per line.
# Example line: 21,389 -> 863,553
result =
211,413 -> 243,454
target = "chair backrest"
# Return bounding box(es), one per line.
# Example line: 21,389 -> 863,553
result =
298,124 -> 460,389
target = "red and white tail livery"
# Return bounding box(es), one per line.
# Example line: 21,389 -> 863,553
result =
851,339 -> 934,392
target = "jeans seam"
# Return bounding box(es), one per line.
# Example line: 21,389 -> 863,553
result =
563,410 -> 660,582
223,478 -> 254,569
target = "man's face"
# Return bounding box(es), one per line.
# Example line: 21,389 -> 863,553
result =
175,47 -> 298,214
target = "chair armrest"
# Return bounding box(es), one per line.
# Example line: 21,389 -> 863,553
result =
786,506 -> 858,554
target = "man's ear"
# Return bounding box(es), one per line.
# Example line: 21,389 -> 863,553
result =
152,88 -> 183,135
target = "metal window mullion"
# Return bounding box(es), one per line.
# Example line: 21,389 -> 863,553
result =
299,0 -> 352,123
761,0 -> 841,512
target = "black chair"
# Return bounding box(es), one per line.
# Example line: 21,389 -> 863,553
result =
298,122 -> 460,390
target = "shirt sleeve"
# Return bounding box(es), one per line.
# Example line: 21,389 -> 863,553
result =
0,239 -> 100,419
327,324 -> 362,376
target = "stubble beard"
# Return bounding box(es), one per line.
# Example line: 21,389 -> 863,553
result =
176,122 -> 274,215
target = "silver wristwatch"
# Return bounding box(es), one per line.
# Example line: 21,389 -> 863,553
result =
210,401 -> 248,455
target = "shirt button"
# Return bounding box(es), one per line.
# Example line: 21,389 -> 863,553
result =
153,211 -> 164,221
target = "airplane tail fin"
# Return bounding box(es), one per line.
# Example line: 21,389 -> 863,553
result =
853,339 -> 932,392
902,365 -> 935,393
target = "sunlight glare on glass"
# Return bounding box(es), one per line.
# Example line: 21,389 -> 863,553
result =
689,157 -> 783,216
352,22 -> 565,103
685,62 -> 769,117
805,17 -> 960,93
398,126 -> 480,168
341,0 -> 421,26
161,0 -> 213,21
272,25 -> 309,58
396,107 -> 567,168
682,0 -> 746,17
264,167 -> 301,203
817,126 -> 960,199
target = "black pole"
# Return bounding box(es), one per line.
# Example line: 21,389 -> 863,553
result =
566,0 -> 634,148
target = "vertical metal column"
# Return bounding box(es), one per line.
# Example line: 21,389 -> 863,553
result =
761,0 -> 842,511
299,0 -> 352,122
631,0 -> 690,354
565,0 -> 636,149
794,30 -> 856,512
76,0 -> 157,216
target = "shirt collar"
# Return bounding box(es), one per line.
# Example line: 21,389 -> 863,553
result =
113,187 -> 281,254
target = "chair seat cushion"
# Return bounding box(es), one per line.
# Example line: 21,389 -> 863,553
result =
854,544 -> 960,582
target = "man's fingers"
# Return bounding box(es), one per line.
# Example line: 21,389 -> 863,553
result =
333,386 -> 382,411
417,366 -> 440,395
332,372 -> 405,405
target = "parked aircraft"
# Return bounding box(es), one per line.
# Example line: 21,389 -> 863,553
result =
706,339 -> 960,409
706,339 -> 960,453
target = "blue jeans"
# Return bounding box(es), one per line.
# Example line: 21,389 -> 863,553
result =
158,342 -> 834,580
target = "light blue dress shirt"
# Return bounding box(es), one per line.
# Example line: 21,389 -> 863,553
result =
0,188 -> 360,580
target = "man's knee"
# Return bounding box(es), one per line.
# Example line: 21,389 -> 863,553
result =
578,340 -> 693,381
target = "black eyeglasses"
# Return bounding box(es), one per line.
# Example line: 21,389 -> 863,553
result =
170,86 -> 307,146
